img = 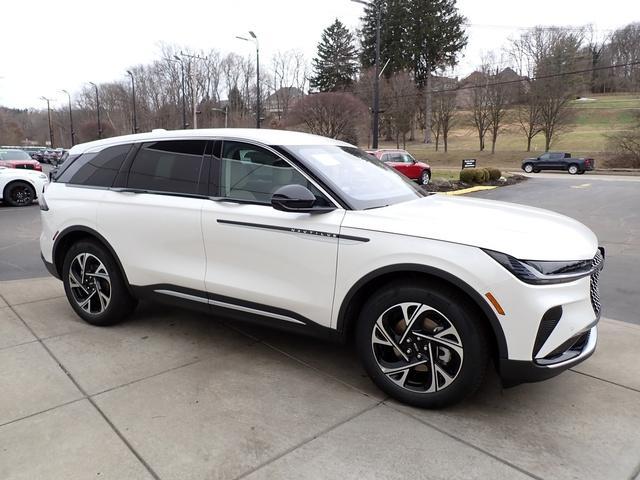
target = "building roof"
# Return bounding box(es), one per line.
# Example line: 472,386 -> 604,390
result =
69,128 -> 351,154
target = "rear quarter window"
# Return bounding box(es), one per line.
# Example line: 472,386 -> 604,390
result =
55,144 -> 132,187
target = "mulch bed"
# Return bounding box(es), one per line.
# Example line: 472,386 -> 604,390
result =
422,174 -> 528,193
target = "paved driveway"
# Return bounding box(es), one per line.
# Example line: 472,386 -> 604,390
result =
1,277 -> 640,480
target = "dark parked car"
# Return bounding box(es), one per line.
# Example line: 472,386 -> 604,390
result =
522,152 -> 595,175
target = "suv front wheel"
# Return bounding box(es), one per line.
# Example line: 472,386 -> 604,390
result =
356,281 -> 488,408
62,240 -> 137,326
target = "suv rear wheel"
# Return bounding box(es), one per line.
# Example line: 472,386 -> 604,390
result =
62,240 -> 137,326
356,281 -> 489,408
568,164 -> 579,175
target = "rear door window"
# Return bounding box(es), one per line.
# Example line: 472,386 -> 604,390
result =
127,140 -> 206,195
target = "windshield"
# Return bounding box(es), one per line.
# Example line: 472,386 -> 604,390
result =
0,150 -> 31,160
285,145 -> 426,210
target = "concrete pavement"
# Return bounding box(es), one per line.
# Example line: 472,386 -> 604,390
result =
1,276 -> 639,480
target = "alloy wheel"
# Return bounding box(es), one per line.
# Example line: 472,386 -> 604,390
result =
68,253 -> 111,314
371,302 -> 464,393
524,164 -> 533,173
421,171 -> 430,185
10,185 -> 34,205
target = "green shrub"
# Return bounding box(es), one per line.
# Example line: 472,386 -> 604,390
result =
488,167 -> 502,181
473,168 -> 489,183
459,169 -> 476,183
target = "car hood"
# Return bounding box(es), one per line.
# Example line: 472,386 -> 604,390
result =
343,195 -> 598,261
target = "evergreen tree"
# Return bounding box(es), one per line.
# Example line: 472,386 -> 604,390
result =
359,0 -> 467,142
360,0 -> 411,77
310,19 -> 359,92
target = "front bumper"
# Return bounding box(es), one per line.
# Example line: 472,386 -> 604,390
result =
499,324 -> 598,386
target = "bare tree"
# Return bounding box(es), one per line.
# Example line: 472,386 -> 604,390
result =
511,27 -> 586,150
286,92 -> 366,142
387,71 -> 417,149
467,71 -> 491,151
487,66 -> 516,153
269,50 -> 308,120
431,88 -> 457,152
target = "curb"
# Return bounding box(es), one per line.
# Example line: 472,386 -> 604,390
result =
441,186 -> 498,196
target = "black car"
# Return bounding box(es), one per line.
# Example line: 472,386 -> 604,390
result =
522,152 -> 595,175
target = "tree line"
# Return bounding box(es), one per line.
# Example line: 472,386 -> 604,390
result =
0,2 -> 639,155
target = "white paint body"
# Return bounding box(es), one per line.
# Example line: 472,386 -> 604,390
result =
40,129 -> 600,367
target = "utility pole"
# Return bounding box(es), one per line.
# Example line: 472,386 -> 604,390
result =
236,31 -> 261,128
180,51 -> 206,129
40,96 -> 54,148
126,70 -> 138,134
173,56 -> 188,129
60,90 -> 75,146
352,0 -> 380,148
88,82 -> 102,139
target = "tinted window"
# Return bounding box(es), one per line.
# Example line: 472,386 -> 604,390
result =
539,153 -> 550,160
214,141 -> 330,205
56,144 -> 131,187
128,140 -> 205,195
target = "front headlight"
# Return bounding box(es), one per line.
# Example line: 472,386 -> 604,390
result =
483,249 -> 594,285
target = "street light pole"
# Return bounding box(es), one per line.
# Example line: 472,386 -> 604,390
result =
88,82 -> 102,139
212,107 -> 228,128
180,51 -> 206,129
173,56 -> 188,129
352,0 -> 380,148
126,70 -> 138,134
60,90 -> 75,146
40,96 -> 54,148
236,32 -> 260,128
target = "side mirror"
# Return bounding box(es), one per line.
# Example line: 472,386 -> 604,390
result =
271,184 -> 334,213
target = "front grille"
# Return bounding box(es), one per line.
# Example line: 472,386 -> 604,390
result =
590,250 -> 604,316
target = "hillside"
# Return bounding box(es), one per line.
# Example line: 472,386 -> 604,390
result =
375,93 -> 640,171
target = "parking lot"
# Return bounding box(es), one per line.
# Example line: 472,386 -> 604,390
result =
1,172 -> 640,479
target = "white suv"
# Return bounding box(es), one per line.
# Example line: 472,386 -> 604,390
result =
40,129 -> 603,408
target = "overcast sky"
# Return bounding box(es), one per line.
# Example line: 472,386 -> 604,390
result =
0,0 -> 632,109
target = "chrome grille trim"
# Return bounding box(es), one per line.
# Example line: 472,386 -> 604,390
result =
590,250 -> 604,316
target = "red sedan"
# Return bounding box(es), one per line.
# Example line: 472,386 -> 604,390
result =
0,149 -> 43,171
366,149 -> 431,185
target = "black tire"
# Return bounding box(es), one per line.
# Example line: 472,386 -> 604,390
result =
62,240 -> 137,326
3,181 -> 35,207
523,163 -> 534,173
356,281 -> 489,408
418,170 -> 431,185
533,168 -> 541,173
568,164 -> 579,175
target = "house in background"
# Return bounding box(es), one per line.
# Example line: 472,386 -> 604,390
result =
264,87 -> 304,119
